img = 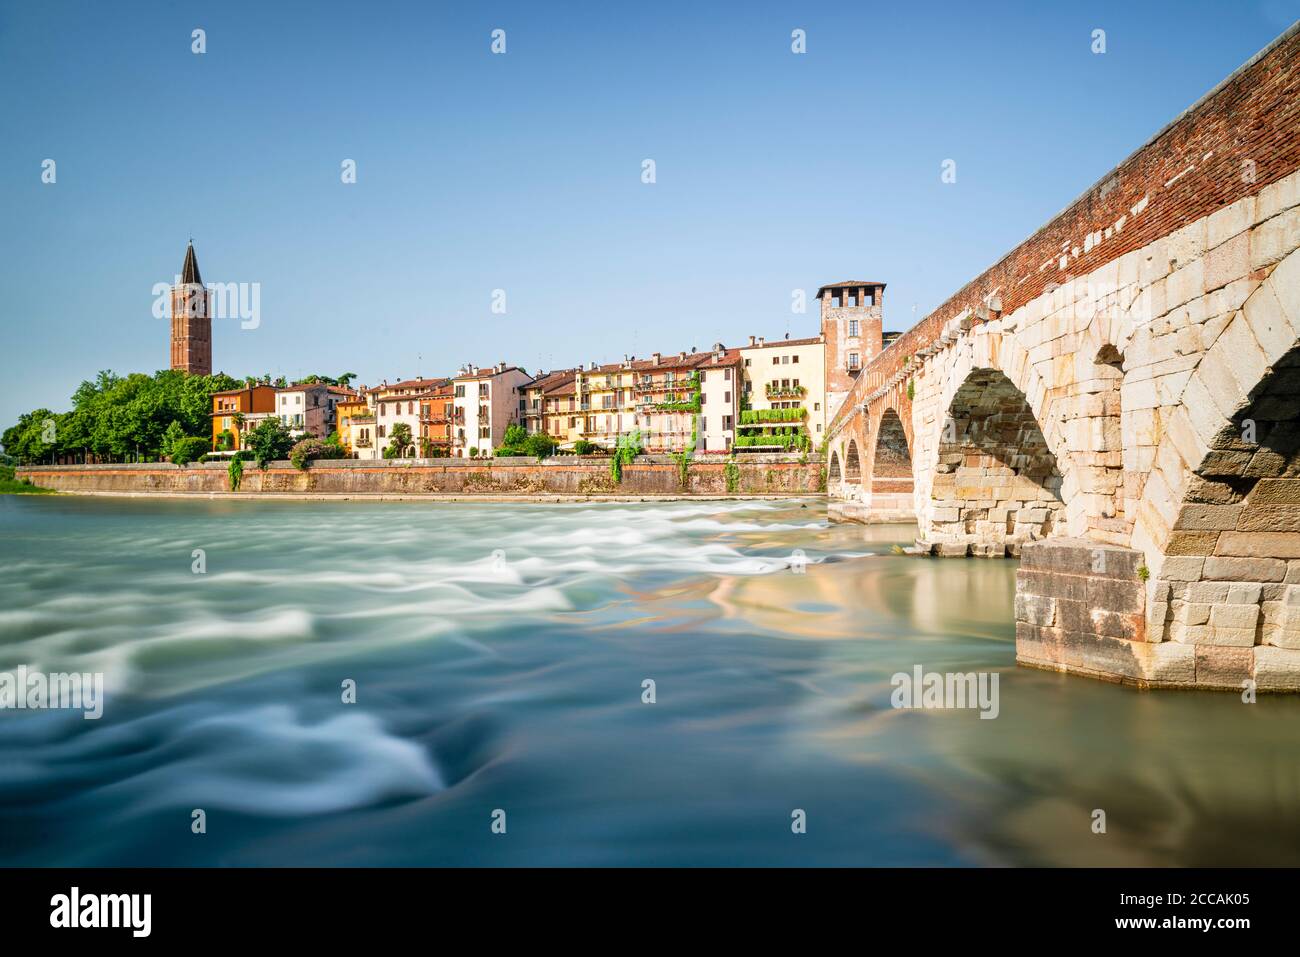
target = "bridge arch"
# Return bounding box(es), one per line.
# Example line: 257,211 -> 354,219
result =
828,449 -> 842,485
844,439 -> 862,482
925,367 -> 1065,556
868,407 -> 915,522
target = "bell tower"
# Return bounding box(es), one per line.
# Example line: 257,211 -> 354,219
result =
170,241 -> 211,375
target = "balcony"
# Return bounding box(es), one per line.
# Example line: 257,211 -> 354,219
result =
633,379 -> 679,393
765,384 -> 806,399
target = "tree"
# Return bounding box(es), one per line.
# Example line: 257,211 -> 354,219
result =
4,369 -> 239,464
501,423 -> 526,448
383,422 -> 414,458
244,418 -> 296,468
2,410 -> 60,464
162,420 -> 186,458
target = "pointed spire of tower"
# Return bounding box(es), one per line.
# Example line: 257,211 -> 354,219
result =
181,241 -> 202,286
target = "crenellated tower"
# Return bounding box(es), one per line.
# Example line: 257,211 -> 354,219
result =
818,280 -> 885,419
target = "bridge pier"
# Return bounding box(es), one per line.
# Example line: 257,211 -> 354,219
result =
1014,539 -> 1182,685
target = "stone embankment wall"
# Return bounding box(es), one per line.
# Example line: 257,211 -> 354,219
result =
17,454 -> 823,497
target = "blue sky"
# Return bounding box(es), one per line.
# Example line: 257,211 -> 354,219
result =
1,1 -> 1295,430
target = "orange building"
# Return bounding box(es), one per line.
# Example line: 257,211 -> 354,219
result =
419,381 -> 455,455
210,384 -> 276,451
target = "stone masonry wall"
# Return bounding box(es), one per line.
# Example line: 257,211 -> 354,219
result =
18,455 -> 823,498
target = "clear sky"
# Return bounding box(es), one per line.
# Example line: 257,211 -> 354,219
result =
1,1 -> 1295,430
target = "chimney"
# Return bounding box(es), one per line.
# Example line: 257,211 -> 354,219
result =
678,351 -> 686,361
748,335 -> 756,346
497,361 -> 506,373
758,337 -> 765,347
652,352 -> 661,366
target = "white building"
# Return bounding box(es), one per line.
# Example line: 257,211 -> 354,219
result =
451,363 -> 532,457
694,346 -> 741,453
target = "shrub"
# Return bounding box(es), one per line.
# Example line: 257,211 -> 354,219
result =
739,408 -> 805,425
723,457 -> 740,493
609,430 -> 643,484
170,436 -> 211,465
290,437 -> 345,471
228,455 -> 243,491
573,440 -> 602,455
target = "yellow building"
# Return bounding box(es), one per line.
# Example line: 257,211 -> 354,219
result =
335,396 -> 375,457
738,334 -> 827,447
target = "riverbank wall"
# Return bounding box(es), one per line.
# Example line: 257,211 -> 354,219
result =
16,454 -> 824,498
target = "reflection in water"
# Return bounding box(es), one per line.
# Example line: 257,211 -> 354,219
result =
0,495 -> 1297,866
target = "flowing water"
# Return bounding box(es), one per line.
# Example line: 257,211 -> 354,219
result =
1,495 -> 1297,866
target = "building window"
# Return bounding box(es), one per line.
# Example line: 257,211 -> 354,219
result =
455,384 -> 466,397
724,368 -> 731,380
848,319 -> 859,337
378,424 -> 387,438
848,353 -> 860,370
792,354 -> 799,363
723,415 -> 732,431
724,391 -> 730,403
814,402 -> 821,411
479,383 -> 489,397
744,358 -> 751,367
699,418 -> 707,432
772,356 -> 779,365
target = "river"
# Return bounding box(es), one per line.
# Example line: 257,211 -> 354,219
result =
1,495 -> 1296,865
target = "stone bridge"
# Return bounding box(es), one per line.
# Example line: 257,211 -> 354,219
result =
824,23 -> 1300,691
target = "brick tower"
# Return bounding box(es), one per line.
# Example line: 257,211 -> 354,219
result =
170,241 -> 211,375
818,280 -> 884,420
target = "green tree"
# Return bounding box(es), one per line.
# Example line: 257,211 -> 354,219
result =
244,418 -> 296,468
383,422 -> 414,458
162,420 -> 186,458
